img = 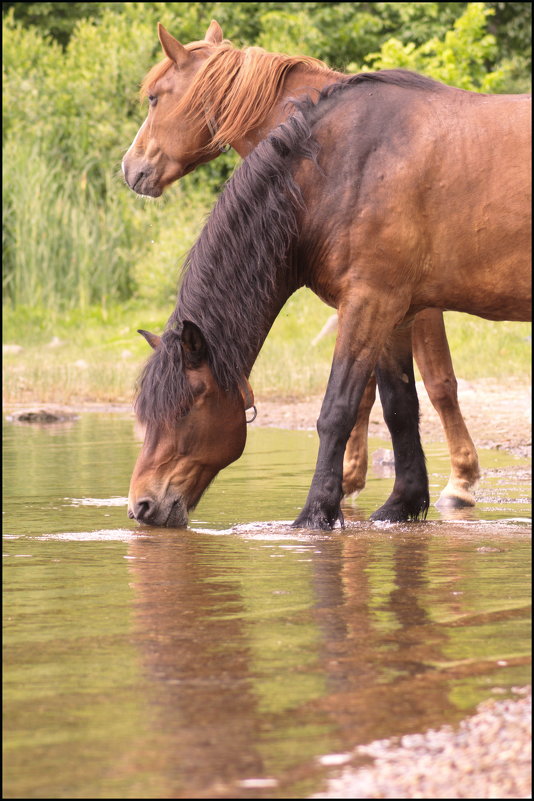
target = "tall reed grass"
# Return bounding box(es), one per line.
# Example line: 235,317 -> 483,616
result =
2,134 -> 222,315
2,140 -> 141,309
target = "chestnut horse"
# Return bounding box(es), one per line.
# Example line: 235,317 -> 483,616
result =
128,74 -> 531,529
123,22 -> 487,509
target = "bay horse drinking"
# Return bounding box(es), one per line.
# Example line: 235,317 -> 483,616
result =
128,73 -> 531,529
123,22 -> 495,509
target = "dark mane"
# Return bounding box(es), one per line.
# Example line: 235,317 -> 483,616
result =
289,69 -> 447,123
135,113 -> 318,426
343,69 -> 447,92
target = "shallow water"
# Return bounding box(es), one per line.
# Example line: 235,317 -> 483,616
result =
3,414 -> 531,798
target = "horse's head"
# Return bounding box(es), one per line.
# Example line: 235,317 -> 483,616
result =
122,21 -> 224,197
128,322 -> 253,527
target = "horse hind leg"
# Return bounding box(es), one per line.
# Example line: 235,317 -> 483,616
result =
412,309 -> 480,508
370,325 -> 429,523
342,373 -> 376,496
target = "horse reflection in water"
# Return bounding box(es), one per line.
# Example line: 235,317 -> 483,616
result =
128,68 -> 530,529
121,531 -> 470,796
122,534 -> 263,795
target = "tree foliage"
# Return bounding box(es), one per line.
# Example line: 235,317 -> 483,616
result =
4,1 -> 530,71
2,2 -> 531,309
362,3 -> 509,91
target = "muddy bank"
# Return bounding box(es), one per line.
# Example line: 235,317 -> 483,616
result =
4,377 -> 531,458
312,688 -> 531,799
258,378 -> 531,459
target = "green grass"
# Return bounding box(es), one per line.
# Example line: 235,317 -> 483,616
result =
2,293 -> 531,407
2,302 -> 168,406
2,142 -> 138,310
437,313 -> 531,379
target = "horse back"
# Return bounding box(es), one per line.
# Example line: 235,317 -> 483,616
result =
294,81 -> 531,322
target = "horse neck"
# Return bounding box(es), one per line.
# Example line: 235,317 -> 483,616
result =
241,286 -> 295,377
179,271 -> 295,384
231,63 -> 344,157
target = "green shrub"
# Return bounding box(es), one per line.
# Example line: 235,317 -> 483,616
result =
360,3 -> 509,91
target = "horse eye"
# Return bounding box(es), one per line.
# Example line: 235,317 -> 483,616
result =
190,379 -> 207,398
148,95 -> 158,107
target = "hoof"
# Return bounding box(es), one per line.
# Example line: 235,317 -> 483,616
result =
292,506 -> 344,531
370,495 -> 429,523
342,486 -> 363,500
370,505 -> 411,523
435,491 -> 476,509
341,474 -> 365,497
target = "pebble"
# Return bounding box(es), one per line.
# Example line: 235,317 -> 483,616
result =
312,689 -> 531,799
371,448 -> 396,478
6,409 -> 78,424
46,336 -> 64,348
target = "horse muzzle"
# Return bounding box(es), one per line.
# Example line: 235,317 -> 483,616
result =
122,159 -> 163,198
128,494 -> 188,528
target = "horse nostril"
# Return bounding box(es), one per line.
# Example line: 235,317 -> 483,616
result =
132,171 -> 146,192
134,498 -> 153,522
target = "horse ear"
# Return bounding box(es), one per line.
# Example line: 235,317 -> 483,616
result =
205,20 -> 223,44
138,329 -> 161,350
181,320 -> 207,368
157,23 -> 189,66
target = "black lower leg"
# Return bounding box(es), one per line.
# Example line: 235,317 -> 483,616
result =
292,417 -> 351,530
371,338 -> 429,522
293,360 -> 374,530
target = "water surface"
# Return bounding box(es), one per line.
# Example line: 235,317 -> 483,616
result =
3,414 -> 531,798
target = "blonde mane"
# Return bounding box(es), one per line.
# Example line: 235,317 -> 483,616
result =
140,40 -> 336,150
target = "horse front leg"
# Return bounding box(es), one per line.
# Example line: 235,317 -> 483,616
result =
293,364 -> 377,529
412,309 -> 480,507
342,373 -> 376,496
293,298 -> 394,530
370,324 -> 429,522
